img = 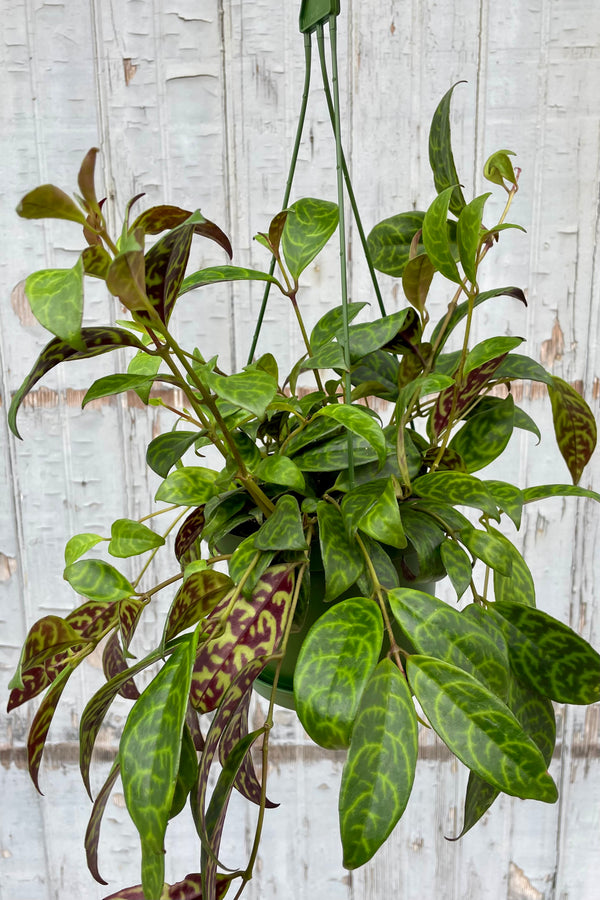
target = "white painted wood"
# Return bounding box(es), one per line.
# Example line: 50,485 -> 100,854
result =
1,1 -> 599,898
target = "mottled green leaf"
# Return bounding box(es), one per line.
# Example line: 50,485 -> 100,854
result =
413,472 -> 499,519
449,395 -> 515,472
17,183 -> 87,224
460,526 -> 512,576
463,337 -> 524,378
457,193 -> 490,283
487,528 -> 535,607
310,302 -> 368,350
281,197 -> 339,278
255,454 -> 306,492
422,187 -> 461,283
493,353 -> 554,386
205,368 -> 278,419
180,265 -> 281,295
82,244 -> 111,279
315,404 -> 387,468
295,597 -> 383,749
317,502 -> 364,601
254,495 -> 307,551
63,559 -> 134,602
146,430 -> 200,478
142,223 -> 193,324
120,636 -> 197,899
548,376 -> 597,484
522,483 -> 600,505
82,373 -> 168,407
484,149 -> 517,188
227,535 -> 273,597
339,659 -> 417,868
367,211 -> 425,278
440,540 -> 472,599
25,258 -> 84,348
407,656 -> 557,801
107,518 -> 165,558
428,83 -> 467,215
346,309 -> 416,363
155,466 -> 218,505
488,602 -> 600,704
169,725 -> 198,819
430,286 -> 527,353
484,480 -> 523,529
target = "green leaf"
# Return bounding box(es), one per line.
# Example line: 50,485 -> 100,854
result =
412,472 -> 499,519
310,302 -> 368,350
463,336 -> 524,378
107,518 -> 165,558
422,187 -> 461,283
347,309 -> 417,363
460,526 -> 512,576
8,326 -> 146,439
180,265 -> 281,295
294,597 -> 383,749
488,602 -> 600,704
17,183 -> 87,224
82,372 -> 167,407
314,404 -> 387,468
339,659 -> 417,868
155,466 -> 219,505
457,193 -> 491,283
120,636 -> 197,899
367,211 -> 426,278
449,395 -> 515,472
205,368 -> 278,419
389,588 -> 509,698
357,477 -> 406,549
484,149 -> 517,188
317,502 -> 364,601
169,725 -> 199,819
493,353 -> 554,386
63,559 -> 134,602
227,535 -> 274,598
82,244 -> 111,279
428,83 -> 467,216
255,455 -> 306,492
146,430 -> 200,478
522,483 -> 600,505
407,656 -> 557,801
484,480 -> 523,529
254,495 -> 307,551
25,257 -> 84,348
430,286 -> 527,352
402,253 -> 436,311
440,541 -> 472,599
64,532 -> 104,566
281,197 -> 339,278
487,527 -> 535,607
548,376 -> 597,484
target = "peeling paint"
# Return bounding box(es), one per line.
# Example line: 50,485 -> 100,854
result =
0,552 -> 17,581
508,862 -> 544,900
123,57 -> 138,85
540,318 -> 565,368
10,280 -> 35,327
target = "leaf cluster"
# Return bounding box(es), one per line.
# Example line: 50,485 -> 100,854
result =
7,84 -> 600,899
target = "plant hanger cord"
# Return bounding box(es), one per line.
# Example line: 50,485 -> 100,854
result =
246,32 -> 313,365
315,24 -> 386,318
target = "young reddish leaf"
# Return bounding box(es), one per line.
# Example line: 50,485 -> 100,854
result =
548,376 -> 597,484
19,615 -> 86,675
174,507 -> 206,562
102,632 -> 139,701
165,570 -> 233,643
17,183 -> 87,225
189,564 -> 294,712
106,232 -> 148,312
65,600 -> 119,641
142,224 -> 195,324
79,647 -> 166,797
118,597 -> 146,648
85,760 -> 120,884
430,351 -> 512,438
7,652 -> 71,712
8,327 -> 146,439
218,689 -> 278,808
27,666 -> 73,792
78,147 -> 100,211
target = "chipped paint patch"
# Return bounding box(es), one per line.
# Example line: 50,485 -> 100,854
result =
123,58 -> 138,85
540,318 -> 565,368
508,862 -> 544,900
11,281 -> 36,327
0,552 -> 17,581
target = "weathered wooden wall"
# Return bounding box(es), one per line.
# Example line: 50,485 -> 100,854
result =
1,1 -> 599,898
